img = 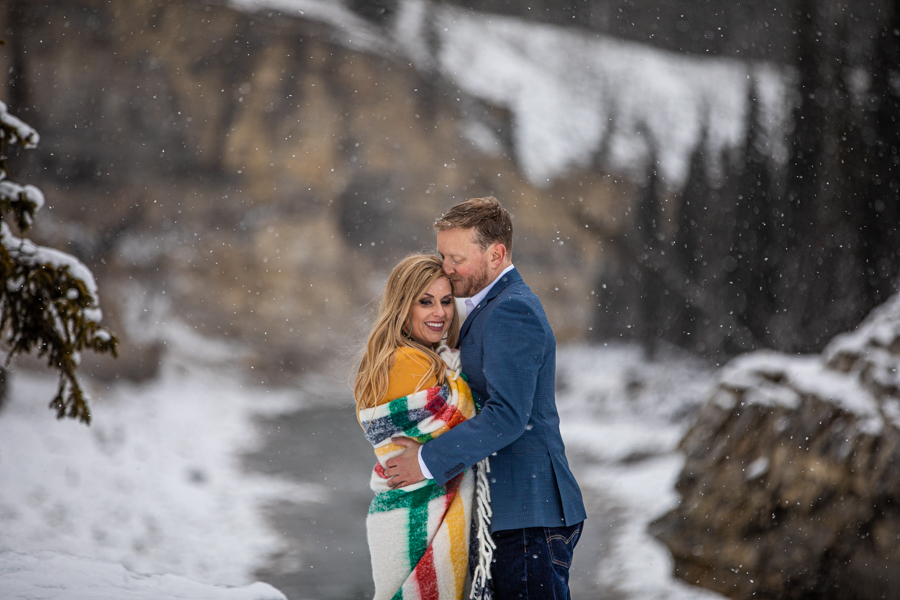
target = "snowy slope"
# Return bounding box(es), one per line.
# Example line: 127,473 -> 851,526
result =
555,343 -> 726,599
0,325 -> 320,589
232,0 -> 790,188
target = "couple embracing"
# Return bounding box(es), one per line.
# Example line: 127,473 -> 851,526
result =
354,197 -> 586,600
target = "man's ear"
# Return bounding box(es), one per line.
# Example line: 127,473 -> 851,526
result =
490,243 -> 507,267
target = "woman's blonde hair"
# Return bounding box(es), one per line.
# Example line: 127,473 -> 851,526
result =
354,253 -> 460,411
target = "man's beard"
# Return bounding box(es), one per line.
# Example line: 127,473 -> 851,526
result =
450,263 -> 491,298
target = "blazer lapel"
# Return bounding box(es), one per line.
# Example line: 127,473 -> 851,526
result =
459,268 -> 522,341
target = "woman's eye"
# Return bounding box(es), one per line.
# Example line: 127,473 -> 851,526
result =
418,299 -> 432,306
441,299 -> 453,305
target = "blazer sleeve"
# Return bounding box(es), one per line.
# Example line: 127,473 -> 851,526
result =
420,296 -> 545,485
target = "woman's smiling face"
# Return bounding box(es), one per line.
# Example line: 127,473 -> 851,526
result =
407,277 -> 454,346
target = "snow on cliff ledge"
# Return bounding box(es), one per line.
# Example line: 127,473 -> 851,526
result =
231,0 -> 790,188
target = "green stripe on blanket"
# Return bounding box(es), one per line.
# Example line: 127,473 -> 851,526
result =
388,397 -> 422,438
407,492 -> 429,574
369,479 -> 448,514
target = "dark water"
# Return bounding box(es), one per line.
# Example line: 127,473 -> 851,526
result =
244,404 -> 615,600
244,404 -> 376,600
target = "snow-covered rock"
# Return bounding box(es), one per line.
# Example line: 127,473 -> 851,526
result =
652,293 -> 900,599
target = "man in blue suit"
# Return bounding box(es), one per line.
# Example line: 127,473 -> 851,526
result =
385,196 -> 586,598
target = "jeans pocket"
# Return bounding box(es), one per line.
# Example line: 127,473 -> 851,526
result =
544,523 -> 582,568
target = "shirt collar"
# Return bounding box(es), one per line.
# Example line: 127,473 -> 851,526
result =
466,263 -> 515,310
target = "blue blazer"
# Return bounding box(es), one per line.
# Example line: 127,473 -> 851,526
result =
421,268 -> 586,532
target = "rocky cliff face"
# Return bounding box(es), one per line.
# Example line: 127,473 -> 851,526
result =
652,293 -> 900,599
0,0 -> 628,380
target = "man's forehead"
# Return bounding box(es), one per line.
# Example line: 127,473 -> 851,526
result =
438,227 -> 478,246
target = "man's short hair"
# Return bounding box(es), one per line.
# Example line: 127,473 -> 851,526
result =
433,196 -> 513,254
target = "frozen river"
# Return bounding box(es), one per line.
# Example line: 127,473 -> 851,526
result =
244,404 -> 611,600
242,344 -> 726,600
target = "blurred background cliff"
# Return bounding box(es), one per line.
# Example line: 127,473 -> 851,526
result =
2,0 -> 896,385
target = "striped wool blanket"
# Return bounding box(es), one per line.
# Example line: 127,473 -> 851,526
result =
359,350 -> 492,600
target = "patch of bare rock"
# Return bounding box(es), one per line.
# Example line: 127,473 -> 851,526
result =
652,293 -> 900,599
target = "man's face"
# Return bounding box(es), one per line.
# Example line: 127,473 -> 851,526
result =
437,227 -> 492,298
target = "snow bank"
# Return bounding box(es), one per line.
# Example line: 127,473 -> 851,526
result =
555,343 -> 725,599
0,326 -> 320,588
0,551 -> 285,600
587,457 -> 724,600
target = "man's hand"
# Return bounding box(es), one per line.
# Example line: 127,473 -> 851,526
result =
384,437 -> 424,489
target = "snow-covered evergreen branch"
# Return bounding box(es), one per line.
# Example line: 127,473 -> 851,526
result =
0,100 -> 117,424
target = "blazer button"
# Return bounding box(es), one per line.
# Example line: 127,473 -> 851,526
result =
444,462 -> 465,478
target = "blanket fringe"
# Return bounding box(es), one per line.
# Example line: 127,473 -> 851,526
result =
470,457 -> 495,600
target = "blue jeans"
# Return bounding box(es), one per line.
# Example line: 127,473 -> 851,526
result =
489,522 -> 583,599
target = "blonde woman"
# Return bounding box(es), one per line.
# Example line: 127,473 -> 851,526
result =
355,253 -> 492,600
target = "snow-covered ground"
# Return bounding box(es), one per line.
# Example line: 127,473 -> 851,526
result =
555,343 -> 725,599
0,325 -> 320,599
1,331 -> 727,599
0,552 -> 285,600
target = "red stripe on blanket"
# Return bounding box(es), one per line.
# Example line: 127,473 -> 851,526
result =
415,545 -> 440,600
374,462 -> 386,479
444,408 -> 467,429
424,388 -> 449,417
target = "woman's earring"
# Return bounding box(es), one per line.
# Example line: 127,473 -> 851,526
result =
403,316 -> 414,341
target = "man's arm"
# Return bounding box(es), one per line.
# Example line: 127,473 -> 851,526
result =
419,297 -> 545,485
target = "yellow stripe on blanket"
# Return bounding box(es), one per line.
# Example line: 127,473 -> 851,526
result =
446,485 -> 468,592
374,442 -> 404,457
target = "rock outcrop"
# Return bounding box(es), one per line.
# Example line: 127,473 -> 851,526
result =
652,293 -> 900,599
0,0 -> 624,379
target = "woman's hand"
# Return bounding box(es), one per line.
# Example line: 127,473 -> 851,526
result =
384,437 -> 424,489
